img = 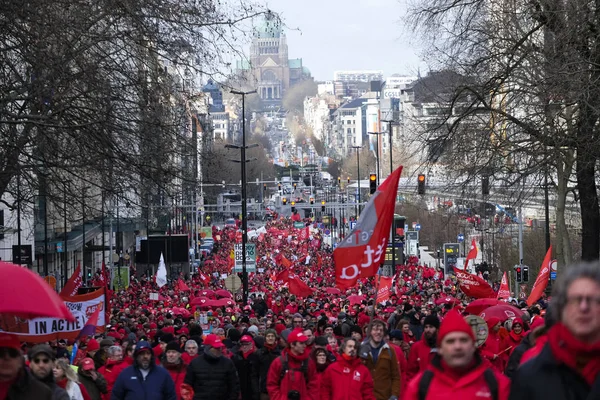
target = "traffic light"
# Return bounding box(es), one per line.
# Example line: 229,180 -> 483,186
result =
263,183 -> 267,192
282,197 -> 287,206
522,265 -> 529,282
482,176 -> 490,196
417,174 -> 426,195
291,201 -> 296,212
278,183 -> 281,191
369,174 -> 377,194
293,183 -> 297,190
310,197 -> 314,205
337,177 -> 341,185
515,265 -> 523,283
347,177 -> 350,184
321,200 -> 326,212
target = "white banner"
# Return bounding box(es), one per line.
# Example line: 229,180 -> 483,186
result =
28,293 -> 105,336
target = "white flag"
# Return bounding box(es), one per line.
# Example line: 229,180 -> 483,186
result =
156,252 -> 167,288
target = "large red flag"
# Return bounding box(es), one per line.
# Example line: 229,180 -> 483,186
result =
334,166 -> 403,289
275,269 -> 289,283
288,274 -> 313,298
60,261 -> 83,297
177,279 -> 191,292
497,271 -> 511,300
464,239 -> 477,270
453,267 -> 496,298
376,276 -> 394,304
527,246 -> 552,306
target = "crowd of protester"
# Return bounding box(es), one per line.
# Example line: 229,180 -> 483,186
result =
0,218 -> 598,400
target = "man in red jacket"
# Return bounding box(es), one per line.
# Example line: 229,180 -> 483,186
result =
406,315 -> 439,381
266,329 -> 319,400
480,317 -> 507,373
98,345 -> 128,400
403,310 -> 511,400
321,338 -> 375,400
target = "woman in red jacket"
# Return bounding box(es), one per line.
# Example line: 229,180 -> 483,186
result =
321,338 -> 376,400
313,348 -> 332,395
502,317 -> 526,355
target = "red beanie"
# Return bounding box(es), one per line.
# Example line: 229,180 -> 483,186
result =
275,324 -> 286,335
485,317 -> 501,330
437,310 -> 475,346
86,338 -> 100,352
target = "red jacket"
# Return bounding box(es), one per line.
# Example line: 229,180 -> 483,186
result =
321,357 -> 376,400
402,359 -> 511,400
266,349 -> 319,400
502,331 -> 525,355
479,331 -> 507,373
181,352 -> 199,366
98,359 -> 129,400
164,360 -> 187,399
406,336 -> 435,381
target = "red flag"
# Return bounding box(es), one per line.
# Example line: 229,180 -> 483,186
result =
298,227 -> 310,241
199,272 -> 210,285
76,303 -> 102,339
497,271 -> 511,300
101,262 -> 111,322
376,276 -> 394,303
453,267 -> 496,298
275,269 -> 289,283
280,255 -> 293,269
527,246 -> 552,306
60,261 -> 83,297
177,279 -> 191,292
334,166 -> 403,289
464,239 -> 477,270
288,275 -> 313,298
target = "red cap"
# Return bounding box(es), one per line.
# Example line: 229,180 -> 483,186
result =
0,333 -> 21,350
86,339 -> 100,352
204,334 -> 225,349
287,329 -> 308,344
437,310 -> 475,346
512,317 -> 524,327
80,357 -> 95,371
485,317 -> 501,330
240,335 -> 253,343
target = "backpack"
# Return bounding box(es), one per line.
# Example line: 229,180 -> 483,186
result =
278,352 -> 309,384
417,368 -> 498,400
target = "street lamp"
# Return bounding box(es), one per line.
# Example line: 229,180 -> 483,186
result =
351,145 -> 362,215
228,89 -> 257,306
381,119 -> 395,176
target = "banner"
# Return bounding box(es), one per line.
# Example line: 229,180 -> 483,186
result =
0,288 -> 106,342
376,276 -> 393,304
497,272 -> 511,300
453,267 -> 496,299
527,246 -> 552,306
464,239 -> 477,270
334,166 -> 403,289
112,266 -> 130,290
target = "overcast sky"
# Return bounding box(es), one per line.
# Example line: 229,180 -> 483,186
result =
263,0 -> 423,81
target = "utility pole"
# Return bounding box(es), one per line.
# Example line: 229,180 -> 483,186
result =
382,119 -> 396,275
228,89 -> 257,306
351,145 -> 361,215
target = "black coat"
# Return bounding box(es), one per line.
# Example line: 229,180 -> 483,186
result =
509,344 -> 600,400
505,333 -> 533,378
184,351 -> 240,400
7,369 -> 53,400
251,345 -> 281,397
232,351 -> 259,400
77,368 -> 108,400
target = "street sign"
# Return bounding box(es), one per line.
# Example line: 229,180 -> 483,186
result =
550,260 -> 558,271
294,222 -> 305,229
457,233 -> 464,242
443,243 -> 460,275
56,242 -> 63,253
324,229 -> 331,236
406,231 -> 419,257
349,221 -> 356,230
412,222 -> 417,229
234,243 -> 256,273
550,271 -> 557,280
384,246 -> 403,265
415,224 -> 421,231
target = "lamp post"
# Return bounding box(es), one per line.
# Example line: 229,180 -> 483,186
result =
229,89 -> 257,306
351,145 -> 361,215
381,119 -> 396,275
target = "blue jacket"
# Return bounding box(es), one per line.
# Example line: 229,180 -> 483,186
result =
111,363 -> 176,400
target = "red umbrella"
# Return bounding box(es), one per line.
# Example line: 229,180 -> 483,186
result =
325,288 -> 341,295
348,294 -> 365,305
479,304 -> 524,321
199,290 -> 214,298
0,262 -> 74,321
465,298 -> 505,315
435,296 -> 459,305
215,289 -> 232,298
214,298 -> 235,307
190,297 -> 211,306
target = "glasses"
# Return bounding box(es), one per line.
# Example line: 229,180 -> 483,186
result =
32,357 -> 51,364
0,348 -> 20,359
566,295 -> 600,307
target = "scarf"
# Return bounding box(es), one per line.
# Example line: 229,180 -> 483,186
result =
548,323 -> 600,385
56,378 -> 68,390
439,358 -> 478,382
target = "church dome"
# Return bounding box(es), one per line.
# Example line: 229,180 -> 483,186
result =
254,11 -> 282,38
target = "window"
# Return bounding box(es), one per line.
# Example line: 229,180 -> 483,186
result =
347,128 -> 352,134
